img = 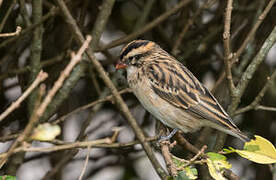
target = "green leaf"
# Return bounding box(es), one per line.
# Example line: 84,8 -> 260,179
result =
184,166 -> 198,180
206,152 -> 227,161
222,147 -> 236,154
166,176 -> 174,180
244,144 -> 260,152
206,152 -> 231,180
175,171 -> 191,180
0,175 -> 17,180
206,159 -> 227,180
172,157 -> 187,168
227,135 -> 276,164
172,157 -> 198,180
175,168 -> 197,180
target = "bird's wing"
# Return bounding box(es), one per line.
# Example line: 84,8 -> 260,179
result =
146,60 -> 239,130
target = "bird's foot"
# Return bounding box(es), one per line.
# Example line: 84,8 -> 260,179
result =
158,128 -> 179,143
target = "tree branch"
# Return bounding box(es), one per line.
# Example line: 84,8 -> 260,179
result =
235,70 -> 276,115
223,0 -> 236,96
0,71 -> 48,122
54,0 -> 168,178
233,0 -> 276,62
96,0 -> 192,52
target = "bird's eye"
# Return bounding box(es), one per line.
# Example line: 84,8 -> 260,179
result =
128,54 -> 143,62
133,54 -> 142,60
128,56 -> 133,61
127,54 -> 144,67
127,56 -> 136,65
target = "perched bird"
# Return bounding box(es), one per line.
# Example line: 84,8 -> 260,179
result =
116,40 -> 250,142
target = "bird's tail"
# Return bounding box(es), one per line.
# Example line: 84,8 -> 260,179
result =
227,128 -> 251,142
202,120 -> 251,142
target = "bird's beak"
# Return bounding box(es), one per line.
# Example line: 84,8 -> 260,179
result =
115,61 -> 127,70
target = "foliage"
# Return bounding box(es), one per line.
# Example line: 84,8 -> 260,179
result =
224,135 -> 276,164
0,0 -> 275,179
31,123 -> 61,141
0,176 -> 16,180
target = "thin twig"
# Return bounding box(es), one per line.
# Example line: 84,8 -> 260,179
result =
214,24 -> 276,151
78,146 -> 91,180
0,0 -> 16,32
235,70 -> 276,115
19,0 -> 31,27
0,52 -> 66,81
0,134 -> 18,142
160,141 -> 178,177
36,36 -> 92,118
212,0 -> 275,95
172,0 -> 215,55
175,132 -> 199,154
42,1 -> 117,177
0,135 -> 158,158
0,132 -> 158,149
223,0 -> 235,96
96,0 -> 192,52
233,0 -> 276,62
0,84 -> 46,168
171,145 -> 207,169
231,20 -> 248,40
255,105 -> 276,112
52,88 -> 131,125
90,0 -> 115,50
0,138 -> 111,158
230,26 -> 276,114
55,0 -> 168,178
0,26 -> 22,37
0,36 -> 92,168
0,7 -> 58,49
183,145 -> 207,167
158,123 -> 178,176
0,71 -> 48,122
133,0 -> 156,31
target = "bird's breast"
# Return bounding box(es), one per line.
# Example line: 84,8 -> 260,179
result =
126,66 -> 202,132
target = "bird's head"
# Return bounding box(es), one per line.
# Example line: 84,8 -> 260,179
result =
116,40 -> 156,70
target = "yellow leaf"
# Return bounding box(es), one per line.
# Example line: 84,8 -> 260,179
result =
31,123 -> 61,141
206,153 -> 231,180
206,159 -> 226,180
184,166 -> 198,180
234,135 -> 276,164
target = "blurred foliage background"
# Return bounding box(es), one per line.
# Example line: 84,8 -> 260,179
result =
0,0 -> 275,179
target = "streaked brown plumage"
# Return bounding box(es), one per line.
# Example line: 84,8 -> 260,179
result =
116,40 -> 250,142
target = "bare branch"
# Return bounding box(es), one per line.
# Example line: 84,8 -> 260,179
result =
223,0 -> 236,96
52,88 -> 132,125
235,70 -> 276,115
0,71 -> 48,122
160,141 -> 178,177
0,36 -> 92,168
0,0 -> 16,32
255,105 -> 276,112
230,26 -> 276,114
0,84 -> 46,168
55,0 -> 168,178
36,36 -> 92,118
96,0 -> 192,52
172,0 -> 215,56
233,0 -> 276,62
0,26 -> 22,37
78,146 -> 91,180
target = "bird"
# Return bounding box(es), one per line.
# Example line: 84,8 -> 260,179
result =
116,40 -> 250,142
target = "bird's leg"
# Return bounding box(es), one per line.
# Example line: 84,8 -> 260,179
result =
159,128 -> 179,142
